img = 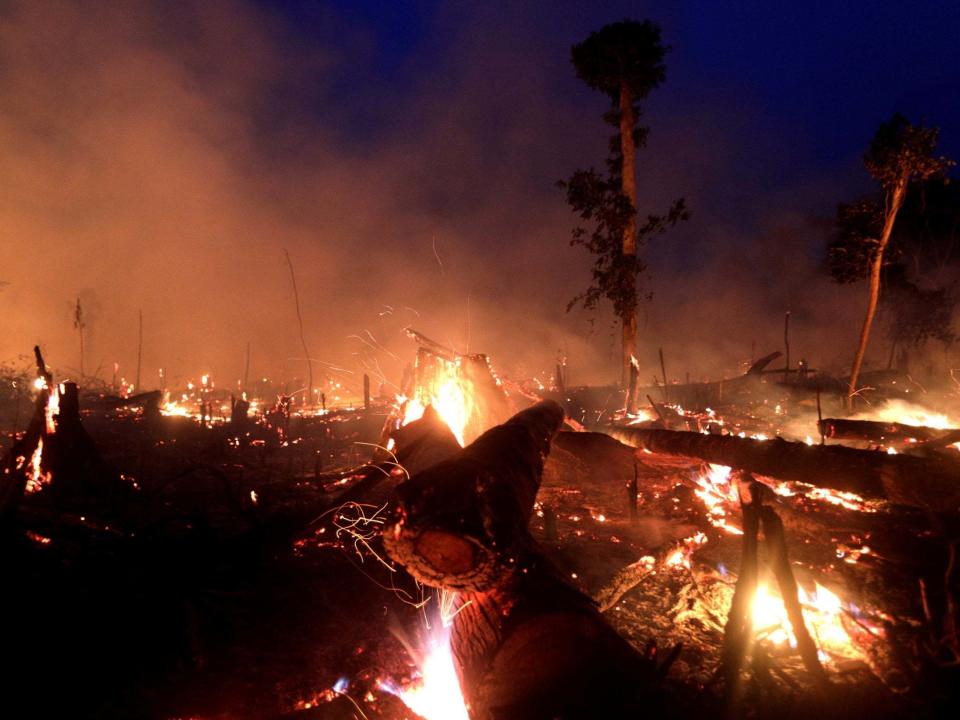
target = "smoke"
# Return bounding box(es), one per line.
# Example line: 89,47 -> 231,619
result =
0,1 -> 950,394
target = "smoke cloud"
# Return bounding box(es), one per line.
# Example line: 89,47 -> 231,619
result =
0,1 -> 952,395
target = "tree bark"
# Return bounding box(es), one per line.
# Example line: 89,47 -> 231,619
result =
819,417 -> 954,443
619,80 -> 638,396
383,400 -> 565,591
383,401 -> 653,718
604,426 -> 960,510
847,180 -> 907,408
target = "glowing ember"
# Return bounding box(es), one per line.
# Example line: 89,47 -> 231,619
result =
692,464 -> 744,535
45,384 -> 60,434
664,531 -> 708,569
626,408 -> 655,424
26,437 -> 51,493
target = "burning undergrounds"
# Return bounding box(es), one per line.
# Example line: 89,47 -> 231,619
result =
2,335 -> 959,720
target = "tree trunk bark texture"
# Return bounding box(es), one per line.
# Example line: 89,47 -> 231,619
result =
604,426 -> 960,511
847,181 -> 907,408
383,401 -> 654,718
619,80 -> 638,393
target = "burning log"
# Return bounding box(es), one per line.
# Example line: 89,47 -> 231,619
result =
819,417 -> 957,443
403,327 -> 515,446
384,401 -> 655,718
384,401 -> 564,591
605,426 -> 960,510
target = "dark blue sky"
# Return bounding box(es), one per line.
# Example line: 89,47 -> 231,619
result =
254,0 -> 960,168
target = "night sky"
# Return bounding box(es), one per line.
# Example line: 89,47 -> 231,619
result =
2,1 -> 958,387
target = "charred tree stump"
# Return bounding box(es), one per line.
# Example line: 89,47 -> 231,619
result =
230,395 -> 250,431
384,401 -> 654,719
384,401 -> 564,590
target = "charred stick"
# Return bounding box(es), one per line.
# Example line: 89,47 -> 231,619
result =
659,347 -> 668,403
759,505 -> 831,689
722,496 -> 759,708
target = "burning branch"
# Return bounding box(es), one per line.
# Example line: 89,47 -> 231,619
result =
605,426 -> 960,510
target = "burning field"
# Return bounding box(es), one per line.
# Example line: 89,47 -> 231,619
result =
2,335 -> 959,720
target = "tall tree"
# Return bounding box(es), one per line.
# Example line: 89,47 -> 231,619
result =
827,114 -> 953,407
561,20 -> 687,404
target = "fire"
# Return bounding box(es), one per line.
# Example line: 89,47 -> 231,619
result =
692,463 -> 744,535
380,620 -> 469,720
856,399 -> 953,430
395,632 -> 468,720
401,359 -> 473,446
26,437 -> 51,493
45,383 -> 61,434
749,581 -> 874,662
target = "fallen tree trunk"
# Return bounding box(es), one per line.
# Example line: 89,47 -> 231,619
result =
604,426 -> 960,511
384,401 -> 654,719
819,417 -> 955,443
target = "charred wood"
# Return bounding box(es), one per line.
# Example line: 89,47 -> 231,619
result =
383,400 -> 564,591
605,427 -> 960,510
819,417 -> 955,443
384,401 -> 657,718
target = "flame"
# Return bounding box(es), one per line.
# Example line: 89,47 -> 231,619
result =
45,384 -> 60,435
381,621 -> 469,720
401,359 -> 473,447
856,399 -> 953,430
749,581 -> 871,661
26,437 -> 51,493
397,633 -> 468,720
692,464 -> 744,535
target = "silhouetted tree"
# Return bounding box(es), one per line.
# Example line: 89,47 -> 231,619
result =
827,114 -> 953,407
74,297 -> 86,380
561,19 -> 688,405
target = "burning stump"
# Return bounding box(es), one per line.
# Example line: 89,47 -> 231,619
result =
384,401 -> 654,719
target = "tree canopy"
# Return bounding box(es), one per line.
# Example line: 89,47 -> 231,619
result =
570,20 -> 666,103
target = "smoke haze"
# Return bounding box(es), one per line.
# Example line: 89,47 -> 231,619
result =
1,1 -> 957,393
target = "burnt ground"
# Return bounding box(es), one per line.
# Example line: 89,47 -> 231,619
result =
2,401 -> 959,720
